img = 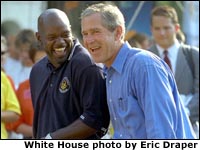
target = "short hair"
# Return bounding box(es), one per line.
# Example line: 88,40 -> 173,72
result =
132,33 -> 149,44
81,3 -> 125,39
15,29 -> 37,48
151,5 -> 179,25
29,41 -> 45,63
1,20 -> 21,37
176,30 -> 185,43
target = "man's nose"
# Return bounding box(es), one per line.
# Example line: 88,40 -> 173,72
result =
56,37 -> 66,45
85,35 -> 95,44
159,29 -> 166,35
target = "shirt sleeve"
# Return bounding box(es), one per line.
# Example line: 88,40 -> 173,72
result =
77,65 -> 110,131
133,62 -> 178,138
1,72 -> 21,115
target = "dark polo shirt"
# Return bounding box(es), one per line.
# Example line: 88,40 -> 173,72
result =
30,39 -> 109,139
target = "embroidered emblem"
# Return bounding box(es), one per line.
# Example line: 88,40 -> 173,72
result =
59,77 -> 70,93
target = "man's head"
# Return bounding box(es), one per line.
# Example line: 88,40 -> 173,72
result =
29,41 -> 46,64
1,20 -> 21,60
151,5 -> 180,49
15,29 -> 37,67
127,32 -> 151,50
81,3 -> 125,67
36,8 -> 73,68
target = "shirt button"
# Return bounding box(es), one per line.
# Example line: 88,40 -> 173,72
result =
120,134 -> 122,137
50,83 -> 53,87
109,80 -> 112,84
53,71 -> 56,74
114,117 -> 117,121
110,99 -> 112,102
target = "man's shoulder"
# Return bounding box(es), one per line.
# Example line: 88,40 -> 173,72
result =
180,43 -> 199,52
129,47 -> 159,61
32,56 -> 48,70
30,56 -> 48,78
180,44 -> 199,61
148,44 -> 157,51
72,45 -> 95,66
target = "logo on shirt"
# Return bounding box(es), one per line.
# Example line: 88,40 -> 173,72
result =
59,77 -> 70,93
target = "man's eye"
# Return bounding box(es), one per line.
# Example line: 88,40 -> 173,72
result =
62,34 -> 70,38
82,33 -> 88,37
47,36 -> 55,40
95,30 -> 100,33
164,27 -> 171,30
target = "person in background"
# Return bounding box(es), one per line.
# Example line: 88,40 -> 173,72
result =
81,3 -> 196,139
2,35 -> 22,139
30,8 -> 110,139
1,21 -> 22,90
1,70 -> 21,139
29,41 -> 46,63
1,35 -> 17,93
5,29 -> 38,139
148,5 -> 199,138
124,30 -> 141,48
127,32 -> 151,50
1,35 -> 16,91
14,29 -> 37,89
6,41 -> 46,139
1,35 -> 8,70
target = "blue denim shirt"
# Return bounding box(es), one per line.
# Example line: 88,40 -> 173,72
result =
104,42 -> 196,139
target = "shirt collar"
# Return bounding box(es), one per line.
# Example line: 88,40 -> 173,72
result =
156,39 -> 180,58
68,39 -> 80,61
109,42 -> 130,74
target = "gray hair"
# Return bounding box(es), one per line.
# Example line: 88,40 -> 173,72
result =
81,3 -> 125,39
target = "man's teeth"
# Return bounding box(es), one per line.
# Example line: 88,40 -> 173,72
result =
55,48 -> 65,52
91,47 -> 99,52
91,47 -> 99,49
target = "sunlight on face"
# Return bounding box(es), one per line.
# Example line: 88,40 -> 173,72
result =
81,13 -> 118,67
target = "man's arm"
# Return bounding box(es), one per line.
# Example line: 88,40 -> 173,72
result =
45,119 -> 96,139
16,123 -> 33,138
1,111 -> 19,123
188,46 -> 199,124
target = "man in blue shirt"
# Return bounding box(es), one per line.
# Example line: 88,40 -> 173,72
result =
30,8 -> 110,139
81,3 -> 196,139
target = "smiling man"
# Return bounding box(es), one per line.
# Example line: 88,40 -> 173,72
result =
30,8 -> 110,139
81,3 -> 196,139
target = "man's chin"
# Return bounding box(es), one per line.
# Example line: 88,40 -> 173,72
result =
93,58 -> 103,64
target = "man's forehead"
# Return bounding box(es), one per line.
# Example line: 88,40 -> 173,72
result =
41,9 -> 69,22
38,9 -> 70,31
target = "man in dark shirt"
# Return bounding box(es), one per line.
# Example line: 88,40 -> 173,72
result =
30,8 -> 110,139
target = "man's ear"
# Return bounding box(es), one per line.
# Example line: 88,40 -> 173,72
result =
175,23 -> 180,33
36,32 -> 42,47
115,25 -> 123,41
36,32 -> 40,41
